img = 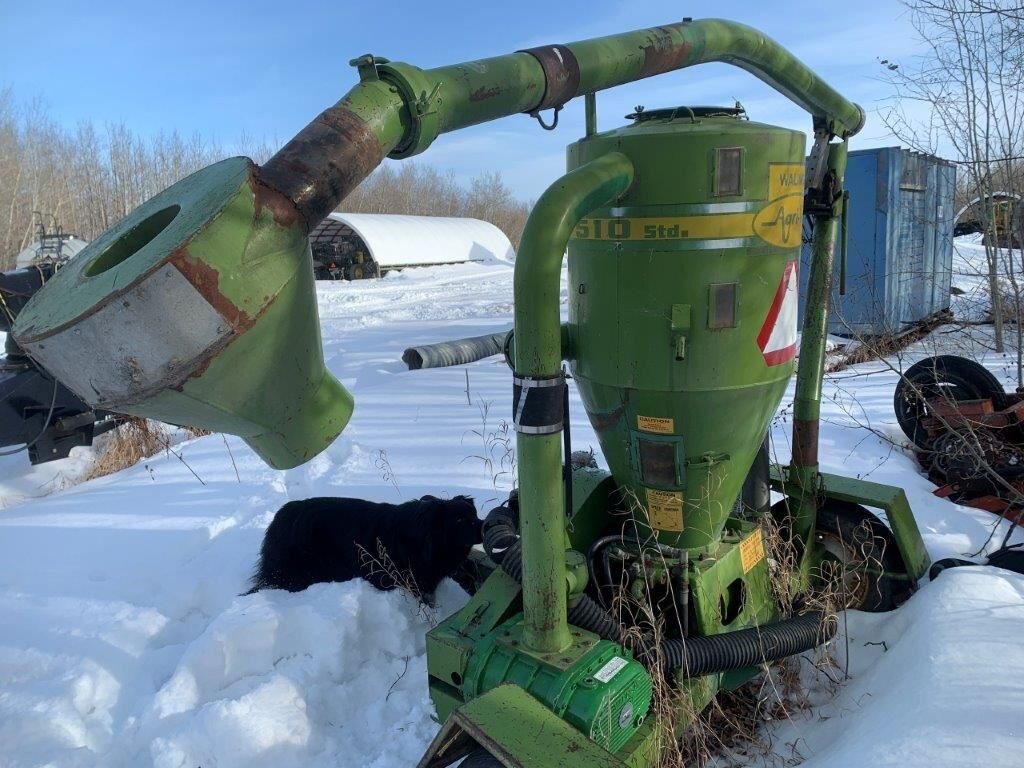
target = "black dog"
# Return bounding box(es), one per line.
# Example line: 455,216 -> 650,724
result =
246,495 -> 482,601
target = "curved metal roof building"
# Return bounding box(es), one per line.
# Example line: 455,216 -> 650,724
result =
309,213 -> 515,275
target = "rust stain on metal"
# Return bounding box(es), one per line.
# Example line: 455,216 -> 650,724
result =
251,170 -> 300,228
520,45 -> 580,111
639,24 -> 692,78
469,85 -> 502,102
259,105 -> 386,233
791,418 -> 819,467
169,249 -> 254,334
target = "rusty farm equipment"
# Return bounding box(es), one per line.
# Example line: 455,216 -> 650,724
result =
895,354 -> 1024,519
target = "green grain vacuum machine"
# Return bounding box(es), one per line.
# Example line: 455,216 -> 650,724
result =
13,18 -> 930,767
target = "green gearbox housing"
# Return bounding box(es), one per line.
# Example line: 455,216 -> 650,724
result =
463,623 -> 652,754
568,107 -> 805,549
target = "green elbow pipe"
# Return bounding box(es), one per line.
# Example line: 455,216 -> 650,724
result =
513,152 -> 634,654
262,18 -> 863,230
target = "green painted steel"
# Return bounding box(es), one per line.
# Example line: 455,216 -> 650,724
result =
253,18 -> 864,230
416,684 -> 631,768
566,112 -> 805,549
769,465 -> 931,581
513,152 -> 634,654
368,18 -> 865,159
426,567 -> 524,723
9,16 -> 926,768
789,141 -> 847,561
565,468 -> 621,552
462,623 -> 652,755
690,520 -> 775,634
12,158 -> 352,469
793,142 -> 849,467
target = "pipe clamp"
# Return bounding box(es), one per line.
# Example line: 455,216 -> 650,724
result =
512,373 -> 565,435
376,62 -> 442,158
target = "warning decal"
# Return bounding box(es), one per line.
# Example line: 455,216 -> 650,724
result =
638,415 -> 674,434
646,489 -> 684,532
757,261 -> 798,366
740,529 -> 766,574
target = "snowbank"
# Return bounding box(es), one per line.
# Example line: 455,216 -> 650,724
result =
1,251 -> 1023,767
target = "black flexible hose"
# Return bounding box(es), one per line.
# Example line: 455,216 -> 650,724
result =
586,535 -> 625,608
485,517 -> 834,677
499,539 -> 524,582
401,331 -> 509,370
659,610 -> 834,676
568,592 -> 626,644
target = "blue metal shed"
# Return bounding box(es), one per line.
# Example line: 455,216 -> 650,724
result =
799,147 -> 957,337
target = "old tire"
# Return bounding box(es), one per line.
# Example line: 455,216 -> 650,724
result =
459,750 -> 503,768
815,501 -> 907,612
893,355 -> 1004,449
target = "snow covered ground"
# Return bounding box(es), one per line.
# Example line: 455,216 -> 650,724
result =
2,240 -> 1023,767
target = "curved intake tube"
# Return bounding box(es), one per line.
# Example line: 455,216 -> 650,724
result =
512,152 -> 635,653
13,17 -> 863,469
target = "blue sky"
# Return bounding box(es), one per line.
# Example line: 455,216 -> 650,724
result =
1,0 -> 922,200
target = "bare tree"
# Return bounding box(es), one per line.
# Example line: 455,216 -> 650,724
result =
341,163 -> 530,247
880,0 -> 1024,363
0,91 -> 531,269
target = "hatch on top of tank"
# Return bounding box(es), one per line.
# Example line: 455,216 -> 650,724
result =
625,105 -> 748,122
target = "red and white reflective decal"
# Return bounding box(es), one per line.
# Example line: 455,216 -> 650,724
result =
757,261 -> 798,366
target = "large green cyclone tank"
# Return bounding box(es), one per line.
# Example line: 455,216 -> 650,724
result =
567,107 -> 806,549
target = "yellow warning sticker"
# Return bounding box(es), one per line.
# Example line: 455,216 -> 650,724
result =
752,194 -> 804,248
768,163 -> 806,200
739,529 -> 766,574
637,415 -> 674,434
646,489 -> 684,532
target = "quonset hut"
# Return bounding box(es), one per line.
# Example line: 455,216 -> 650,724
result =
308,213 -> 515,280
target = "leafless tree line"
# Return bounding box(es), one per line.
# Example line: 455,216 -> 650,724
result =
0,88 -> 531,269
341,165 -> 530,246
880,0 -> 1024,363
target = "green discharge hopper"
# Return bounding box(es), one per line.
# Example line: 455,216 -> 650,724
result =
13,157 -> 352,469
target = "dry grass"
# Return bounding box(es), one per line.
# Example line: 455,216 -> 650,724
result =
85,417 -> 167,481
610,497 -> 850,768
357,539 -> 439,625
84,418 -> 211,481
